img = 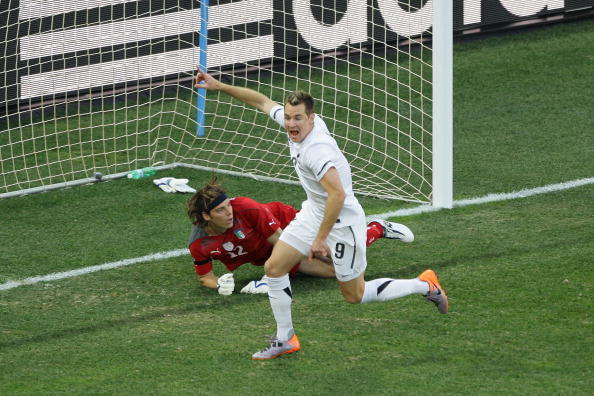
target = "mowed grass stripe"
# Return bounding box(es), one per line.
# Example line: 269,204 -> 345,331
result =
2,175 -> 592,291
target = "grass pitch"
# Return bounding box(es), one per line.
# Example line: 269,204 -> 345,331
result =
1,18 -> 593,395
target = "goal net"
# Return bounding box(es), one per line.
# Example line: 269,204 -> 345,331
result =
0,0 -> 451,205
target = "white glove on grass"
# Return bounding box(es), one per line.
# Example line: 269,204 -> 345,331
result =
153,178 -> 176,193
153,178 -> 197,193
168,178 -> 196,193
240,276 -> 270,294
217,273 -> 235,296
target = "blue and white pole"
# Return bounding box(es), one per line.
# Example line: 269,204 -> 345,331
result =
196,0 -> 209,137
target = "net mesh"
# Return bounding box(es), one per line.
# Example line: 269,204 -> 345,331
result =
1,0 -> 434,202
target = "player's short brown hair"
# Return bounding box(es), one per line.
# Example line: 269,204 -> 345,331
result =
187,176 -> 226,225
285,91 -> 314,115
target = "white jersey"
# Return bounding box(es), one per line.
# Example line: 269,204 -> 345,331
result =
270,105 -> 364,227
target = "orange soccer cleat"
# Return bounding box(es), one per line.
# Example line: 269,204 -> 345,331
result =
418,269 -> 449,314
251,334 -> 301,360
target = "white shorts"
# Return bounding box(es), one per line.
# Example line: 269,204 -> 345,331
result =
280,208 -> 367,282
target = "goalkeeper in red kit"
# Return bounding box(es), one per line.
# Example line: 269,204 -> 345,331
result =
187,177 -> 414,295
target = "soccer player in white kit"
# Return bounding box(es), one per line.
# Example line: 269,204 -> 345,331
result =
195,69 -> 449,360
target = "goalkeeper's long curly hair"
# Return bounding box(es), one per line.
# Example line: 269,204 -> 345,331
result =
187,176 -> 227,226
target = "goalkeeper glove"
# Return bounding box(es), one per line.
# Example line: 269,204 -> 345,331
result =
168,178 -> 196,193
153,177 -> 176,193
240,276 -> 270,294
217,273 -> 235,296
153,178 -> 197,193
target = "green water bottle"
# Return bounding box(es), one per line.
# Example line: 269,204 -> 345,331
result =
127,167 -> 157,179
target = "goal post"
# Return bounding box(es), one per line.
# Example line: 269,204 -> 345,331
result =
0,0 -> 453,206
432,0 -> 454,208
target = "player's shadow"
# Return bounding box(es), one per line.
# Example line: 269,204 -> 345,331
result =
0,273 -> 341,350
0,293 -> 262,350
2,239 -> 564,350
366,239 -> 569,280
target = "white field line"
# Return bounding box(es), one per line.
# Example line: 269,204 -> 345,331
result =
1,176 -> 593,291
371,176 -> 594,220
0,249 -> 189,291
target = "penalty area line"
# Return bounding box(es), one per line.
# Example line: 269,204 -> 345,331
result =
1,176 -> 593,292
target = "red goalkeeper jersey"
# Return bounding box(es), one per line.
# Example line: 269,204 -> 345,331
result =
188,197 -> 297,275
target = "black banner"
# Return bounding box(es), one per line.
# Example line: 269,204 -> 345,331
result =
1,0 -> 592,112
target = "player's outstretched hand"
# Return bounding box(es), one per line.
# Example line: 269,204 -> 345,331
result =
195,67 -> 221,91
240,276 -> 270,294
217,273 -> 235,296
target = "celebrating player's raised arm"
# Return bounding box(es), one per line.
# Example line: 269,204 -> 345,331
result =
195,67 -> 278,115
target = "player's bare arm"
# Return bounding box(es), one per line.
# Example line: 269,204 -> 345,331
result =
309,167 -> 346,262
198,271 -> 219,289
194,67 -> 278,115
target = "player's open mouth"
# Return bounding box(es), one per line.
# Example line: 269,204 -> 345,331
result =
289,130 -> 299,138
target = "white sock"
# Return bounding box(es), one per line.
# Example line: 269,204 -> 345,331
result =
361,278 -> 429,304
267,274 -> 294,341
